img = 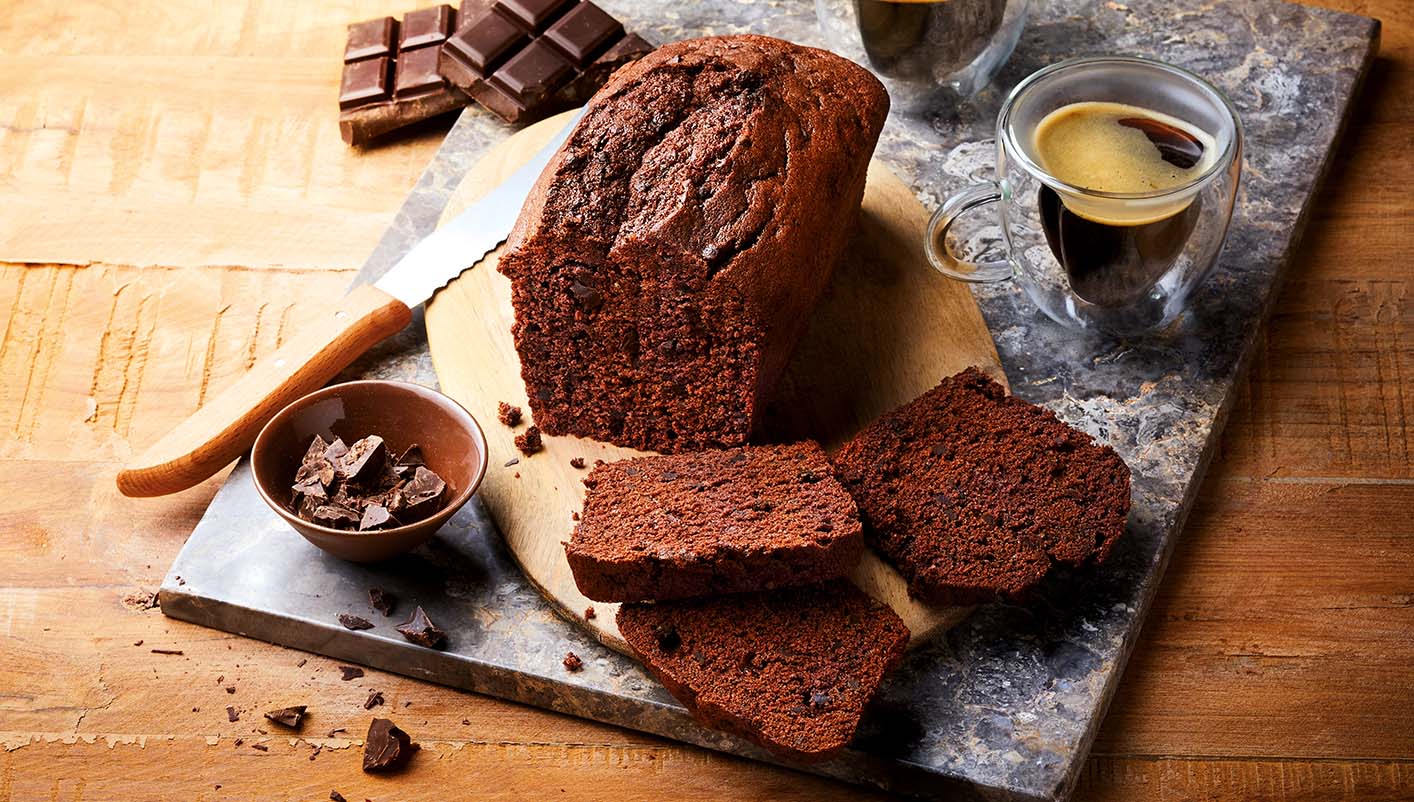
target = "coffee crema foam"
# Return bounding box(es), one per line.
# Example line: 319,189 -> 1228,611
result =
1032,101 -> 1217,222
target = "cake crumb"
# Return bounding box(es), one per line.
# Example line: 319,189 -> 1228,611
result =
497,402 -> 523,428
562,652 -> 583,672
514,426 -> 543,456
584,606 -> 596,620
569,457 -> 586,469
571,511 -> 580,521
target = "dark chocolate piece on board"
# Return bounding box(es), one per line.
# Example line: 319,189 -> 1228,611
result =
364,690 -> 386,710
330,791 -> 348,802
439,1 -> 654,124
362,718 -> 417,772
396,606 -> 448,649
369,587 -> 397,617
338,614 -> 375,631
288,433 -> 449,530
340,6 -> 469,146
340,666 -> 365,681
264,706 -> 308,729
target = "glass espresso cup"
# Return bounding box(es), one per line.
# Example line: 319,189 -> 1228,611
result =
925,56 -> 1243,334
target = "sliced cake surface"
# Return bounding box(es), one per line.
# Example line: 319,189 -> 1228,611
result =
617,581 -> 909,762
832,367 -> 1131,604
567,442 -> 863,602
497,35 -> 889,452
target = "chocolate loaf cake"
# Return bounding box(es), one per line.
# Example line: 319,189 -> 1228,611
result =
832,368 -> 1131,604
618,581 -> 909,762
566,442 -> 863,602
498,35 -> 889,452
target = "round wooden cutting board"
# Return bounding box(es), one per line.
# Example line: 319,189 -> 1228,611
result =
425,110 -> 1004,654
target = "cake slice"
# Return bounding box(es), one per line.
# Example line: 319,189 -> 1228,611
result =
567,442 -> 863,602
832,367 -> 1131,605
617,581 -> 909,762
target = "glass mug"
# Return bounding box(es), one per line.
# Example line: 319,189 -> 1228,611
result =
926,56 -> 1244,334
816,0 -> 1031,110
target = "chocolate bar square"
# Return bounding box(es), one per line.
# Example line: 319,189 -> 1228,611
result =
400,5 -> 455,49
544,2 -> 623,66
346,17 -> 398,62
496,0 -> 574,33
340,58 -> 392,110
490,39 -> 574,107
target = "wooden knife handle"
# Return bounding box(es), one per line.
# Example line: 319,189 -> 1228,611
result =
116,284 -> 413,498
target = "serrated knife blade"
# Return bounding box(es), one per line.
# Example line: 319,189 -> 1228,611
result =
374,107 -> 584,308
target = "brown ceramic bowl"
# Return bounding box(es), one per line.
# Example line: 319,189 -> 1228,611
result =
251,380 -> 487,562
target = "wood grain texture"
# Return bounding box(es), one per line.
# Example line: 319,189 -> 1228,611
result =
423,111 -> 999,652
1,0 -> 1411,800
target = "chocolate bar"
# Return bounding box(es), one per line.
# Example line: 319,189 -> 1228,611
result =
339,5 -> 469,146
439,0 -> 653,124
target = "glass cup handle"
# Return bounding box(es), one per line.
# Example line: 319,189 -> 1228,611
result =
924,181 -> 1014,283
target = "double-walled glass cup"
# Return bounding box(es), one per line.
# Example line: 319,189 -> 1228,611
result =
926,56 -> 1243,335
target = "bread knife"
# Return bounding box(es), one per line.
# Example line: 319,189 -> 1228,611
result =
116,110 -> 585,497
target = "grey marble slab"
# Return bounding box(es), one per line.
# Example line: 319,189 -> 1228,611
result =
159,1 -> 1380,800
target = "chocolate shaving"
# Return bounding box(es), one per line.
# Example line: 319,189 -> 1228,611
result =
364,690 -> 385,710
250,743 -> 269,752
340,666 -> 365,681
264,706 -> 307,729
368,587 -> 396,617
331,792 -> 348,802
226,706 -> 240,723
150,648 -> 183,655
395,606 -> 446,649
338,614 -> 374,631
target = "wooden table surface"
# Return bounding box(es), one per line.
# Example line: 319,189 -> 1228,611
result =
1,1 -> 1410,800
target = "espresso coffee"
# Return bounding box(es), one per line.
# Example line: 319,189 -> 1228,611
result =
854,0 -> 1005,81
1032,101 -> 1215,306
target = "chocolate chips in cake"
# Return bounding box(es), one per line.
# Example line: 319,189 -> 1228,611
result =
566,442 -> 864,602
832,367 -> 1131,604
617,581 -> 909,763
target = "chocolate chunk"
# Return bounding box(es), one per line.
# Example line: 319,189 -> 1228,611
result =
226,706 -> 240,723
226,685 -> 236,694
335,436 -> 387,484
438,1 -> 653,124
514,426 -> 543,455
340,666 -> 365,681
264,706 -> 308,729
562,651 -> 583,672
401,466 -> 447,519
289,433 -> 450,530
362,718 -> 416,773
359,503 -> 394,531
396,606 -> 447,649
250,743 -> 269,752
497,401 -> 524,427
654,623 -> 680,652
369,587 -> 397,617
338,614 -> 375,631
364,690 -> 385,710
330,792 -> 347,802
570,457 -> 586,469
